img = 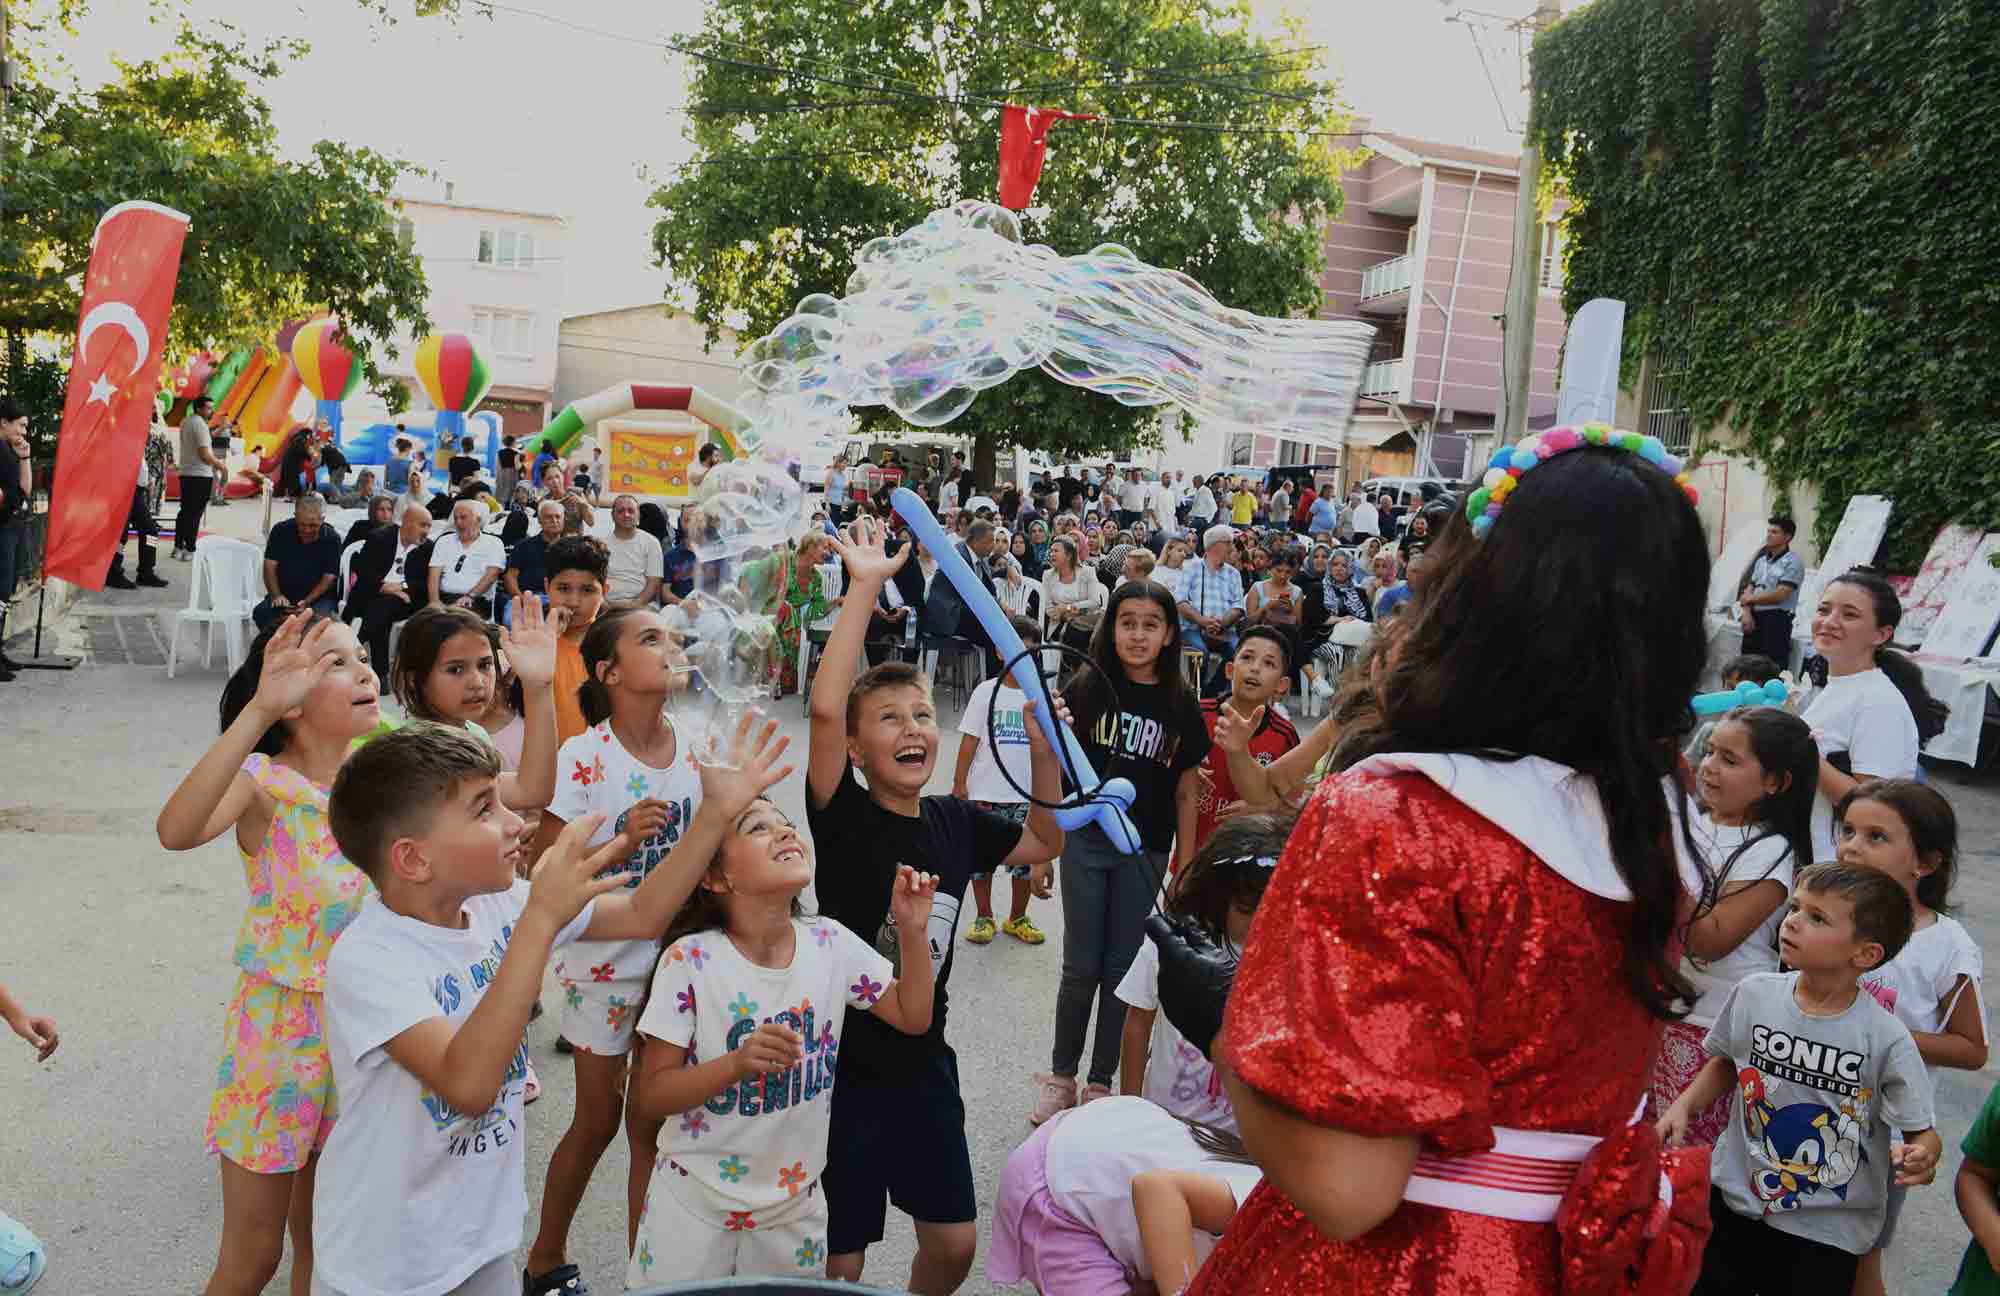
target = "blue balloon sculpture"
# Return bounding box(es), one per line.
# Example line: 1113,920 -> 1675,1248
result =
889,489 -> 1144,854
1691,679 -> 1790,716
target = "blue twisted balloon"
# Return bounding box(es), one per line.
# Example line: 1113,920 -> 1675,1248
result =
1692,679 -> 1790,716
889,489 -> 1143,854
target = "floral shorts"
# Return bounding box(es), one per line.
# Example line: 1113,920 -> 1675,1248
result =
205,972 -> 337,1173
553,957 -> 646,1056
1644,1020 -> 1731,1148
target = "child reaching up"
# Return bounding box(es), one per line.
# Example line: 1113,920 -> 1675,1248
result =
626,802 -> 940,1285
1116,813 -> 1287,1132
1647,706 -> 1817,1145
807,515 -> 1067,1294
988,1095 -> 1260,1296
156,613 -> 383,1296
1835,778 -> 1987,1294
310,711 -> 792,1296
0,979 -> 57,1294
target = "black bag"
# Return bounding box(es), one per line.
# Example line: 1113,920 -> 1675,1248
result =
1144,912 -> 1240,1062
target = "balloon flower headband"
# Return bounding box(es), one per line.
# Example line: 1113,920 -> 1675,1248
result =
1466,423 -> 1699,540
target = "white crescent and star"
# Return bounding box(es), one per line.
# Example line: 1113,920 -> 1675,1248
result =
77,301 -> 151,407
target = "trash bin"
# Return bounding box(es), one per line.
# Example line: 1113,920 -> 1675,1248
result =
630,1280 -> 904,1296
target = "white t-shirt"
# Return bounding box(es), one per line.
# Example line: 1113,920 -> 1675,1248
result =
1349,501 -> 1379,535
1153,564 -> 1184,598
940,478 -> 961,511
1114,937 -> 1237,1130
1147,482 -> 1176,529
1191,486 -> 1216,520
1682,818 -> 1796,1027
429,531 -> 506,597
1119,478 -> 1149,511
316,882 -> 595,1296
547,720 -> 704,985
1802,669 -> 1920,860
1044,1096 -> 1263,1284
1861,913 -> 1985,1076
959,678 -> 1033,805
635,918 -> 894,1218
604,529 -> 664,602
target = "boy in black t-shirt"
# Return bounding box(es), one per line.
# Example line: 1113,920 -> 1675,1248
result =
806,516 -> 1066,1293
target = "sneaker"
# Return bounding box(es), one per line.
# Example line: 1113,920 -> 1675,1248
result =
1080,1081 -> 1113,1106
964,916 -> 997,945
1001,915 -> 1046,945
1030,1073 -> 1077,1126
137,572 -> 170,588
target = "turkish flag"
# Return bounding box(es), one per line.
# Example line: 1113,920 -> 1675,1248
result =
997,105 -> 1095,210
44,201 -> 191,589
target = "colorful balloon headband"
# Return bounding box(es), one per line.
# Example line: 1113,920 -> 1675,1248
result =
1466,424 -> 1699,540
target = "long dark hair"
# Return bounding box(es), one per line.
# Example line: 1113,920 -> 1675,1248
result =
661,797 -> 809,947
578,605 -> 651,727
1335,448 -> 1711,1019
1067,579 -> 1192,728
391,604 -> 492,720
220,611 -> 337,756
1168,811 -> 1292,953
1690,707 -> 1817,940
1824,569 -> 1948,742
1836,777 -> 1959,913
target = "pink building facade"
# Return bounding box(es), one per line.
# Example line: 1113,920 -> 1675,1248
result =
1319,133 -> 1569,481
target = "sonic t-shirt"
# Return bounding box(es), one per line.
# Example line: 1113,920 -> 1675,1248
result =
1705,971 -> 1934,1255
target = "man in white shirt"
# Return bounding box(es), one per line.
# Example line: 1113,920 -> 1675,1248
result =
603,494 -> 664,604
1189,476 -> 1218,530
427,499 -> 506,616
1117,468 -> 1149,529
1344,490 -> 1378,544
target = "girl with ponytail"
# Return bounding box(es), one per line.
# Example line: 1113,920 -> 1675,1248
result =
1801,568 -> 1943,861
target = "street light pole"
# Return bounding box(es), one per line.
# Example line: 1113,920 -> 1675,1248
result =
1498,0 -> 1561,445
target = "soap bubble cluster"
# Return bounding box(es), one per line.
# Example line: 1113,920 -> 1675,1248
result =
671,199 -> 1375,765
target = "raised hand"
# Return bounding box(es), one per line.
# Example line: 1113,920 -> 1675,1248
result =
695,706 -> 796,820
888,865 -> 939,930
252,612 -> 340,719
1213,703 -> 1263,754
828,514 -> 909,587
498,595 -> 559,687
734,1022 -> 804,1078
528,812 -> 639,928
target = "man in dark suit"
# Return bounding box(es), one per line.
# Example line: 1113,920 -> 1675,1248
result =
347,500 -> 435,679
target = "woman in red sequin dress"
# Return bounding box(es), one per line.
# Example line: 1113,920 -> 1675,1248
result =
1189,444 -> 1718,1296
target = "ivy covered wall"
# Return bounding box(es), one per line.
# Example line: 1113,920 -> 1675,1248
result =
1533,0 -> 2000,569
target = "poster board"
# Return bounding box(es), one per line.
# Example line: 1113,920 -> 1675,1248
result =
1707,521 -> 1771,612
1919,532 -> 2000,661
1895,523 -> 1984,649
1794,495 -> 1893,640
606,422 -> 700,499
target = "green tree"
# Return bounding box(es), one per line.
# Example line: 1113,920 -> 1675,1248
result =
648,0 -> 1354,483
2,11 -> 431,404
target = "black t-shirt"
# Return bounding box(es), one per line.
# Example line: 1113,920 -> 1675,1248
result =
806,765 -> 1020,1080
496,446 -> 517,471
448,454 -> 483,486
263,519 -> 343,602
1062,676 -> 1211,851
320,443 -> 349,474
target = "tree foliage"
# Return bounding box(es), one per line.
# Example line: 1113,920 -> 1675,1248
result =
2,8 -> 432,404
1533,0 -> 2000,568
648,0 -> 1354,473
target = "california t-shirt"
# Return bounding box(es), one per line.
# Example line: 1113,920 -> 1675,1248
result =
1064,676 -> 1210,851
1704,971 -> 1934,1255
547,720 -> 703,987
317,882 -> 595,1296
1114,936 -> 1236,1131
635,918 -> 894,1219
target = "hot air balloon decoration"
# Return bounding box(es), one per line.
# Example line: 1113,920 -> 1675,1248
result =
413,332 -> 493,455
289,318 -> 365,440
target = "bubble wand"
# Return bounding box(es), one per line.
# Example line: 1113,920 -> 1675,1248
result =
890,489 -> 1144,854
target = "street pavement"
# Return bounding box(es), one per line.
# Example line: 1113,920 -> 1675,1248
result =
2,505 -> 1997,1293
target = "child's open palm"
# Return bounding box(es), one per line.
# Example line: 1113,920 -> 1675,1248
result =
889,865 -> 939,931
1213,703 -> 1263,754
9,1012 -> 57,1062
528,812 -> 643,929
253,613 -> 340,717
828,515 -> 909,586
497,595 -> 560,687
696,707 -> 796,820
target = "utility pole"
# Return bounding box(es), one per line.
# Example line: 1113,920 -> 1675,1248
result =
1498,0 -> 1561,445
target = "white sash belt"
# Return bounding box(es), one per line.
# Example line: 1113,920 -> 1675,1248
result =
1403,1104 -> 1672,1226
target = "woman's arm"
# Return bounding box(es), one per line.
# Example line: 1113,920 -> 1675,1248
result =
1684,879 -> 1789,962
1224,1067 -> 1419,1241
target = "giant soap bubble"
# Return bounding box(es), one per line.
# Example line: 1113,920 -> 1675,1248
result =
669,199 -> 1373,762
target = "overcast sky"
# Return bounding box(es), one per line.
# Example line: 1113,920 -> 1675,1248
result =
58,0 -> 1579,316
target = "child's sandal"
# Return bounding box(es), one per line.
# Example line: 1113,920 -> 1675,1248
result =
0,1210 -> 46,1294
522,1262 -> 587,1295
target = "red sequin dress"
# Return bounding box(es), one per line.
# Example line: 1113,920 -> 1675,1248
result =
1189,770 -> 1667,1296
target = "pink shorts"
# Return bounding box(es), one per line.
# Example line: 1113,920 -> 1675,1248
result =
987,1111 -> 1135,1296
1644,1019 -> 1732,1147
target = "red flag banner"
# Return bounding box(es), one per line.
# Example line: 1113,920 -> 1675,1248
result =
45,201 -> 192,589
998,105 -> 1097,210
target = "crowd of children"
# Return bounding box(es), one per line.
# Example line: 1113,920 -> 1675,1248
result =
13,442 -> 2000,1296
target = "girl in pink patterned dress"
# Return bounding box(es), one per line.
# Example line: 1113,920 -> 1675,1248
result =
158,613 -> 382,1296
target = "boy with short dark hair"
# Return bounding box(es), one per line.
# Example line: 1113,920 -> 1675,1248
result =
1194,626 -> 1299,852
806,518 -> 1066,1293
543,535 -> 608,744
1658,862 -> 1940,1292
314,719 -> 781,1296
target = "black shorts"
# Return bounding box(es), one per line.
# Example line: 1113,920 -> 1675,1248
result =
1693,1187 -> 1860,1295
824,1043 -> 975,1254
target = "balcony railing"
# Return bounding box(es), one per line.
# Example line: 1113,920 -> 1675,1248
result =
1360,254 -> 1413,303
1361,358 -> 1406,399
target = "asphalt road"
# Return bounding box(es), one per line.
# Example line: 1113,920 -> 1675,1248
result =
2,519 -> 1997,1294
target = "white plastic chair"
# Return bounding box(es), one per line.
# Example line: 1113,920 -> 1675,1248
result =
167,536 -> 263,677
